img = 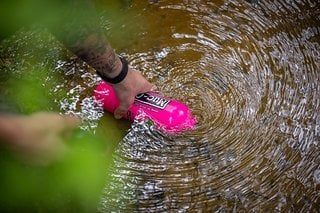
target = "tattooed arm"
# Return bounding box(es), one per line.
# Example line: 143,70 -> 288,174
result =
50,0 -> 156,119
67,32 -> 122,79
70,32 -> 156,119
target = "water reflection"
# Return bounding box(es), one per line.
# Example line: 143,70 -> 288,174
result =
1,0 -> 319,211
100,0 -> 320,211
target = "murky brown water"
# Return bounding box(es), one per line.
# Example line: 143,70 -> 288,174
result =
99,0 -> 320,211
1,0 -> 320,212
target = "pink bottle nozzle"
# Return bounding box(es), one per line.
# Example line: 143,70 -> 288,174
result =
94,81 -> 197,133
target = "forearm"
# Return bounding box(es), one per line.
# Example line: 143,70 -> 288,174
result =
47,0 -> 122,79
67,33 -> 123,79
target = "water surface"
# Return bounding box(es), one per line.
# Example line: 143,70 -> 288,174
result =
100,0 -> 320,211
1,0 -> 319,212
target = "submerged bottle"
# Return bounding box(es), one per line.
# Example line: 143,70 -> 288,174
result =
94,81 -> 197,133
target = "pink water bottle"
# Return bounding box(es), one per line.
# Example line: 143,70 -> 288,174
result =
94,81 -> 197,133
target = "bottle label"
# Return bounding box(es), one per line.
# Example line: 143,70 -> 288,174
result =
135,93 -> 170,109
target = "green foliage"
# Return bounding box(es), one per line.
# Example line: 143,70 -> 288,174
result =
0,35 -> 118,212
0,1 -> 138,211
0,130 -> 110,213
0,0 -> 62,40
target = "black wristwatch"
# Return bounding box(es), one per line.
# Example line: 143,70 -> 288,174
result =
97,56 -> 129,84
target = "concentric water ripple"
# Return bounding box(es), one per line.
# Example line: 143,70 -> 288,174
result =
1,0 -> 318,211
100,0 -> 320,211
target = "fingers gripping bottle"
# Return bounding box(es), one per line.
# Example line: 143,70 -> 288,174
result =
94,81 -> 197,133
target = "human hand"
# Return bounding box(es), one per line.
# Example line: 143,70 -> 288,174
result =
0,112 -> 81,164
111,68 -> 157,119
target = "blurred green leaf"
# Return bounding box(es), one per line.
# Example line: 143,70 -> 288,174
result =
0,129 -> 110,212
0,1 -> 137,211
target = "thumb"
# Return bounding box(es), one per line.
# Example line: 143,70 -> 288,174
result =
114,104 -> 130,119
114,96 -> 134,119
